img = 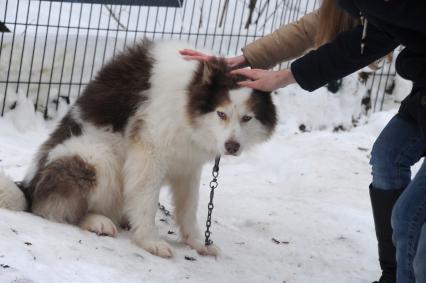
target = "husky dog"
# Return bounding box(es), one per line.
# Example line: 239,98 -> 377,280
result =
0,40 -> 277,258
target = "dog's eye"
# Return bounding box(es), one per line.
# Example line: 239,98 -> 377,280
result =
241,115 -> 252,122
217,111 -> 227,120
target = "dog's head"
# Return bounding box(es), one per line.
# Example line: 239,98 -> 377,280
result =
186,58 -> 277,156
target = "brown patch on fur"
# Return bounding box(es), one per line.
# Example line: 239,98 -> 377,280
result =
23,114 -> 83,203
31,155 -> 97,225
247,90 -> 277,133
186,58 -> 245,124
78,39 -> 153,132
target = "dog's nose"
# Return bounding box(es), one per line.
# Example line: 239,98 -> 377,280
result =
225,141 -> 240,155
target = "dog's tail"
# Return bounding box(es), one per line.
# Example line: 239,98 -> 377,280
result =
0,171 -> 27,211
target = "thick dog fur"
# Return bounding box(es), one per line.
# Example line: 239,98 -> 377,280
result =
0,40 -> 277,258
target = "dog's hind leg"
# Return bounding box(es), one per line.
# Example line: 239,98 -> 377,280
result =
171,167 -> 219,256
123,142 -> 174,258
31,155 -> 96,225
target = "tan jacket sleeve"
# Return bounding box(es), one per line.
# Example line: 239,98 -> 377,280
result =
242,9 -> 320,69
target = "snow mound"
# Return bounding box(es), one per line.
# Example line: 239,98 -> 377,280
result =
0,171 -> 27,211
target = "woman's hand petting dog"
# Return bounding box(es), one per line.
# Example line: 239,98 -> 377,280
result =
179,49 -> 249,69
179,49 -> 296,92
231,68 -> 296,92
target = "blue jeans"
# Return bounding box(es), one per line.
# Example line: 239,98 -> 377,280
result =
414,223 -> 426,282
370,114 -> 426,283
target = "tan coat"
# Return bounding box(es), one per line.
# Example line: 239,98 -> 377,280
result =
242,11 -> 388,71
242,10 -> 320,69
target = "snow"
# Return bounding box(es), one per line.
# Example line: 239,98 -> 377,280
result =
0,86 -> 410,283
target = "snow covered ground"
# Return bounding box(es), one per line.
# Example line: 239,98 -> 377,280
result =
0,83 -> 415,283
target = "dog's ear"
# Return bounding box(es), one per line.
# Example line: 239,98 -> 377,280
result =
201,58 -> 228,85
201,61 -> 213,84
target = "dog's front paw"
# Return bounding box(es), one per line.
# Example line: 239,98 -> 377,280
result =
137,238 -> 175,258
80,214 -> 118,237
185,237 -> 219,256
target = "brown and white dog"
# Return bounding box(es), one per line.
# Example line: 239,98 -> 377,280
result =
0,40 -> 277,258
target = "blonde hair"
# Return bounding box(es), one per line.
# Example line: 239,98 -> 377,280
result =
315,0 -> 357,47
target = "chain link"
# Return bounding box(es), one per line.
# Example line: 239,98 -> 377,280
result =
158,202 -> 172,218
157,156 -> 220,247
205,156 -> 221,246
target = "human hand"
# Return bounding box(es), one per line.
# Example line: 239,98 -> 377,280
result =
230,68 -> 296,92
225,55 -> 249,69
179,49 -> 214,62
179,49 -> 248,69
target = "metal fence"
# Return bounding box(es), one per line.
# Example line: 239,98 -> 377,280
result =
0,0 -> 395,119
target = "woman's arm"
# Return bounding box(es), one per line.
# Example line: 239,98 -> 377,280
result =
232,22 -> 399,93
242,10 -> 320,69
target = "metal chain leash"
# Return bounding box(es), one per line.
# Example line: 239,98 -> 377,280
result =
158,202 -> 172,217
205,156 -> 221,246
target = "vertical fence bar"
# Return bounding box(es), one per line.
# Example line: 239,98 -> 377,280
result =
34,1 -> 52,113
67,3 -> 84,100
111,4 -> 122,56
27,1 -> 41,101
169,2 -> 179,41
56,2 -> 74,109
89,4 -> 103,80
132,4 -> 142,44
101,4 -> 114,66
202,0 -> 213,48
2,0 -> 19,115
15,0 -> 32,94
76,3 -> 94,97
25,0 -> 42,103
151,5 -> 160,40
160,6 -> 169,40
186,0 -> 197,43
234,0 -> 246,55
124,1 -> 134,45
218,0 -> 230,55
142,6 -> 151,39
194,0 -> 202,46
210,0 -> 222,50
178,0 -> 188,40
45,1 -> 63,116
225,0 -> 238,55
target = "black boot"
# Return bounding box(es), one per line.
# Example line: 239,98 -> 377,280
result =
370,185 -> 404,283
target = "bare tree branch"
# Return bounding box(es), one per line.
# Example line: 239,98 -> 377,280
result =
257,1 -> 285,31
254,0 -> 269,25
103,5 -> 127,30
198,1 -> 203,30
245,0 -> 257,29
